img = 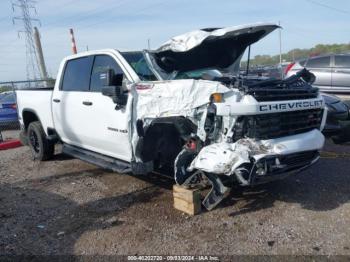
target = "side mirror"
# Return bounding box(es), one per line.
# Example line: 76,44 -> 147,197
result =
100,69 -> 127,106
101,85 -> 127,106
100,69 -> 123,87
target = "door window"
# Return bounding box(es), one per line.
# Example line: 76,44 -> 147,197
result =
61,56 -> 94,91
90,55 -> 124,92
306,56 -> 330,68
334,55 -> 350,68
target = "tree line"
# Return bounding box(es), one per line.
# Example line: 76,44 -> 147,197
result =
243,43 -> 350,67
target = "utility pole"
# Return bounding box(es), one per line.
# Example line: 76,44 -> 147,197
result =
278,21 -> 283,79
70,28 -> 78,54
12,0 -> 41,80
147,38 -> 151,49
33,27 -> 48,79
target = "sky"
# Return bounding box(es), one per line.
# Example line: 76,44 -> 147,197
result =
0,0 -> 349,81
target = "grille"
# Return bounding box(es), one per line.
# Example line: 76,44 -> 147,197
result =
250,150 -> 319,185
247,87 -> 319,102
279,150 -> 319,167
242,79 -> 319,102
261,150 -> 319,174
234,109 -> 323,140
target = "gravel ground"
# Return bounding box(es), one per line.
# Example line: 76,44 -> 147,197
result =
1,138 -> 350,256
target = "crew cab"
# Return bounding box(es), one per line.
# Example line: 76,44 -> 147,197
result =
16,23 -> 326,210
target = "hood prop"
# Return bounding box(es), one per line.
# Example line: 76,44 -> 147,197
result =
245,45 -> 251,76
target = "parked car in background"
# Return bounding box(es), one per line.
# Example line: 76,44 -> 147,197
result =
285,54 -> 350,93
0,92 -> 19,129
0,92 -> 9,100
321,93 -> 350,143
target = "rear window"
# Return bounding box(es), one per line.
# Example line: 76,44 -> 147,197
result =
61,56 -> 94,91
306,56 -> 330,68
334,55 -> 350,68
0,93 -> 15,103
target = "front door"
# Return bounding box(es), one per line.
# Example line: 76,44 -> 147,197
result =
85,54 -> 132,161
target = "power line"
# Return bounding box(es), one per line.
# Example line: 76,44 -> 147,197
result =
12,0 -> 41,80
305,0 -> 350,14
77,1 -> 166,31
43,0 -> 130,28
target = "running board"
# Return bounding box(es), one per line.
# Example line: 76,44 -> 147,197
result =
62,143 -> 131,173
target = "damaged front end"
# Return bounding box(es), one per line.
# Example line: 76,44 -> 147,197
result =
174,128 -> 324,210
188,130 -> 323,185
171,72 -> 326,210
131,23 -> 326,211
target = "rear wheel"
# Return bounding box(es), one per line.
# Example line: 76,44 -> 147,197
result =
27,121 -> 54,161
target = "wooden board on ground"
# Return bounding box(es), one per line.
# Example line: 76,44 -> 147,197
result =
173,184 -> 201,215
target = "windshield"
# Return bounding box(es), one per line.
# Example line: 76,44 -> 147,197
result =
121,52 -> 158,81
173,68 -> 223,80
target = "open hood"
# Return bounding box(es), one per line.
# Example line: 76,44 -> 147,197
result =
151,23 -> 280,73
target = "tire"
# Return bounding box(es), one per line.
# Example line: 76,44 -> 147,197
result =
27,121 -> 54,161
174,148 -> 197,185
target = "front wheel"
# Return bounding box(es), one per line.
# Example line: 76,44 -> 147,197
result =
27,121 -> 54,161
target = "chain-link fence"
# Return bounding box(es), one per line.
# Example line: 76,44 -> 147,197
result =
0,79 -> 55,143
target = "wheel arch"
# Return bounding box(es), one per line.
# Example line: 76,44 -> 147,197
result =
136,116 -> 197,166
22,108 -> 42,131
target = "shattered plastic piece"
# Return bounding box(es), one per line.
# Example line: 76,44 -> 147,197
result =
182,171 -> 229,210
201,173 -> 230,211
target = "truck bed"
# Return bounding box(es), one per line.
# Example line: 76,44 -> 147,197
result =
16,89 -> 54,134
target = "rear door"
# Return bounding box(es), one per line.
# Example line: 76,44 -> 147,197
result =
332,55 -> 350,92
52,56 -> 94,149
305,56 -> 332,91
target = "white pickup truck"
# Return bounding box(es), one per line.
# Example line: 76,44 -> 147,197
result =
16,23 -> 326,210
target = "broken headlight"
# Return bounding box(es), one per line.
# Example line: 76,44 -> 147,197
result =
204,102 -> 222,141
210,93 -> 224,103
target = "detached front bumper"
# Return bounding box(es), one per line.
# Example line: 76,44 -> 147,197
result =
188,129 -> 324,186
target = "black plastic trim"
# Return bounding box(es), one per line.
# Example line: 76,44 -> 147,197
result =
62,143 -> 131,173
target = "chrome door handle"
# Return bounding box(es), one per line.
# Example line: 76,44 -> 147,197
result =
82,101 -> 93,106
